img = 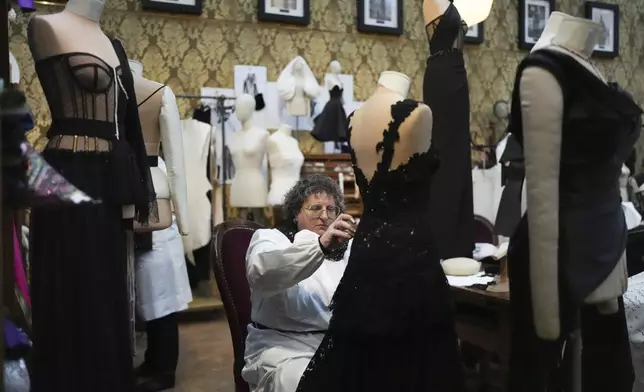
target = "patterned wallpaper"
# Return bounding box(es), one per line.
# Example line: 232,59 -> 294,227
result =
8,0 -> 644,161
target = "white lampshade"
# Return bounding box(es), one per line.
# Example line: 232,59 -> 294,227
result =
453,0 -> 494,26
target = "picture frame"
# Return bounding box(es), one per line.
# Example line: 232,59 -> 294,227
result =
257,0 -> 311,26
518,0 -> 555,50
141,0 -> 203,15
357,0 -> 404,36
464,22 -> 484,45
585,2 -> 619,58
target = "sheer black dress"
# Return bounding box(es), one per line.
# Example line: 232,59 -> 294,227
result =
311,86 -> 348,143
423,1 -> 474,259
28,37 -> 156,392
295,100 -> 463,391
507,49 -> 641,391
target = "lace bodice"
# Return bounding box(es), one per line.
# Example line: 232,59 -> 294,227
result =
348,99 -> 439,216
425,2 -> 467,55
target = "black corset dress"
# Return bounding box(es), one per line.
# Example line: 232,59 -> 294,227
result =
311,85 -> 348,143
295,100 -> 463,392
423,1 -> 474,260
506,49 -> 642,392
28,38 -> 155,392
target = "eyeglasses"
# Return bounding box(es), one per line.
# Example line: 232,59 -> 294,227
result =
302,204 -> 338,219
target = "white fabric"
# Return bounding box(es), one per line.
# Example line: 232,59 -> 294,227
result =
623,202 -> 642,230
135,219 -> 193,321
267,132 -> 304,206
9,51 -> 19,84
180,119 -> 212,254
276,56 -> 320,117
472,165 -> 503,225
446,272 -> 495,287
242,229 -> 351,392
160,87 -> 189,234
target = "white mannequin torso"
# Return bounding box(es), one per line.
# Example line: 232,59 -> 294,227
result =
267,126 -> 304,206
229,124 -> 270,207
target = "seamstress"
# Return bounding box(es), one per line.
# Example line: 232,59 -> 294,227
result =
242,174 -> 355,392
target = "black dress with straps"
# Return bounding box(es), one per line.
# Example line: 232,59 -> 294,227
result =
506,49 -> 641,391
295,100 -> 464,392
29,38 -> 155,392
423,1 -> 474,260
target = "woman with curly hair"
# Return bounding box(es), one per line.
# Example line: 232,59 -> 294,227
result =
241,174 -> 356,392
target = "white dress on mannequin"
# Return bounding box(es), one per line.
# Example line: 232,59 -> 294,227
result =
267,125 -> 304,206
277,56 -> 320,117
229,127 -> 270,207
181,119 -> 212,255
135,158 -> 193,321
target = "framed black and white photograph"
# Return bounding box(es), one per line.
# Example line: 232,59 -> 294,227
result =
465,23 -> 484,44
518,0 -> 555,50
357,0 -> 404,36
257,0 -> 310,26
585,2 -> 619,58
141,0 -> 202,15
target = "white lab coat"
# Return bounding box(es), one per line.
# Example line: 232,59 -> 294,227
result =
242,229 -> 351,392
135,220 -> 193,321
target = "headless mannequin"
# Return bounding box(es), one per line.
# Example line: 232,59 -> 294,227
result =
229,94 -> 269,207
327,61 -> 342,90
129,60 -> 189,235
267,124 -> 304,206
349,71 -> 432,181
521,13 -> 625,341
423,0 -> 493,28
28,0 -> 135,218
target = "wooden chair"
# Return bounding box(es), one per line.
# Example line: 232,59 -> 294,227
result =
211,220 -> 263,392
473,214 -> 498,246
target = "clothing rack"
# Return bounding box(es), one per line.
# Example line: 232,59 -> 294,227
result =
176,93 -> 236,222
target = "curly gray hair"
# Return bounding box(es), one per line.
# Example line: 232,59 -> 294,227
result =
282,174 -> 345,223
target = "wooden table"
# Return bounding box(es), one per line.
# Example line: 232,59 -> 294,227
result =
450,285 -> 511,390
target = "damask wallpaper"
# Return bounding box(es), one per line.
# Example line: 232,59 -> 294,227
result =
8,0 -> 644,160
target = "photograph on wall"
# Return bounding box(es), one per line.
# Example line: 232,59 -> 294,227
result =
357,0 -> 403,36
141,0 -> 202,15
464,23 -> 484,44
518,0 -> 555,49
258,0 -> 310,26
585,2 -> 619,57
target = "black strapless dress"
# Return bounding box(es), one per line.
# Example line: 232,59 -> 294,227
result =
311,85 -> 348,143
28,37 -> 156,392
295,100 -> 464,392
507,49 -> 642,392
423,1 -> 474,260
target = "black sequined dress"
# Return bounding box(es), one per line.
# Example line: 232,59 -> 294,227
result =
507,49 -> 641,391
295,100 -> 463,392
28,37 -> 156,392
311,86 -> 348,143
423,1 -> 474,259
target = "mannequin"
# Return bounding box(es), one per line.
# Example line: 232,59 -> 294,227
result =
294,70 -> 464,391
311,60 -> 348,143
277,56 -> 320,117
506,12 -> 640,391
423,0 -> 493,28
129,59 -> 189,235
27,0 -> 155,391
229,94 -> 269,207
267,123 -> 304,206
350,71 -> 431,178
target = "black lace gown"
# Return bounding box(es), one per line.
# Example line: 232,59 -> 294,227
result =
423,1 -> 474,259
295,100 -> 464,392
28,38 -> 155,392
507,49 -> 641,391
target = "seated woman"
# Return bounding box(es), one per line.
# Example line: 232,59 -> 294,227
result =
242,174 -> 356,392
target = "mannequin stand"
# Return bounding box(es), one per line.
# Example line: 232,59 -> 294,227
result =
488,257 -> 509,293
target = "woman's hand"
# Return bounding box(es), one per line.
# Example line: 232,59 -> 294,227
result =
319,213 -> 356,250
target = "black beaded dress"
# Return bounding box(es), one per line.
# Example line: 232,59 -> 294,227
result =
423,1 -> 474,259
295,100 -> 464,392
311,86 -> 348,143
507,49 -> 641,391
28,37 -> 156,392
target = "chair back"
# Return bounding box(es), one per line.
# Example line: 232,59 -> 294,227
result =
473,214 -> 498,246
212,219 -> 263,392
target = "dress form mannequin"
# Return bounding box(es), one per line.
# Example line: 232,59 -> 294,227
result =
350,71 -> 432,180
27,0 -> 155,391
277,56 -> 320,117
507,12 -> 640,391
229,94 -> 269,207
311,60 -> 348,143
129,59 -> 189,235
267,123 -> 304,206
327,60 -> 342,90
423,0 -> 493,27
